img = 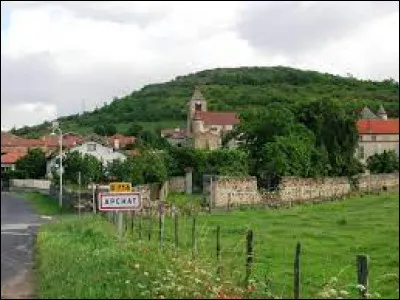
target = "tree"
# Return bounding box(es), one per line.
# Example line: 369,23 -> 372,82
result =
295,98 -> 362,176
125,123 -> 143,136
93,124 -> 117,136
62,151 -> 104,185
106,150 -> 168,185
367,150 -> 399,174
15,148 -> 47,179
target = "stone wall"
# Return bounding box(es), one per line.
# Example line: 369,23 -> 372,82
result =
11,179 -> 51,190
278,177 -> 351,204
211,173 -> 399,208
168,176 -> 186,193
212,176 -> 261,208
357,173 -> 399,192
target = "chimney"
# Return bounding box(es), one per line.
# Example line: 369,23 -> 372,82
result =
114,138 -> 120,150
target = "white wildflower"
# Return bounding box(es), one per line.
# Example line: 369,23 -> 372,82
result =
329,288 -> 337,296
125,280 -> 130,284
144,271 -> 149,276
134,264 -> 140,269
356,284 -> 366,291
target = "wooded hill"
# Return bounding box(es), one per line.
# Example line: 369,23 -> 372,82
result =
11,66 -> 399,137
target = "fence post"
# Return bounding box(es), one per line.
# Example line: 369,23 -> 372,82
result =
117,211 -> 123,238
245,229 -> 254,287
356,254 -> 369,298
294,242 -> 301,299
131,211 -> 135,233
174,212 -> 179,249
139,209 -> 142,240
216,225 -> 221,276
192,216 -> 197,259
148,205 -> 153,241
158,200 -> 164,248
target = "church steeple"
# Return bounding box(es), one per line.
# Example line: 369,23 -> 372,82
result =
191,86 -> 206,102
187,86 -> 207,137
377,104 -> 387,120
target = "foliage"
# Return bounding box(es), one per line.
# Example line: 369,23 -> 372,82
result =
15,148 -> 47,179
295,98 -> 364,176
125,122 -> 144,136
367,150 -> 399,174
232,99 -> 365,186
62,151 -> 104,185
93,124 -> 117,136
10,66 -> 399,137
2,169 -> 28,180
106,150 -> 168,185
167,147 -> 249,189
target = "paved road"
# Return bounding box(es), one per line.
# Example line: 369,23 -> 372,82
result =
1,192 -> 42,287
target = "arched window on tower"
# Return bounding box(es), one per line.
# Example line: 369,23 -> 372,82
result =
195,101 -> 202,111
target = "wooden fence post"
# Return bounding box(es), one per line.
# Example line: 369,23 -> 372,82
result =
216,225 -> 221,276
138,209 -> 142,240
158,201 -> 164,248
174,212 -> 179,249
356,254 -> 369,298
131,211 -> 135,233
192,216 -> 197,259
117,212 -> 123,238
294,242 -> 301,299
245,229 -> 254,287
148,206 -> 153,241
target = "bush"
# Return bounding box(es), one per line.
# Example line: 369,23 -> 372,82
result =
367,150 -> 399,174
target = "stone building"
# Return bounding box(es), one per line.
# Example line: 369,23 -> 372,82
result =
161,87 -> 240,150
356,105 -> 399,163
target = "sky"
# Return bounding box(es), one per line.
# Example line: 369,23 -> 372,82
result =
1,1 -> 399,130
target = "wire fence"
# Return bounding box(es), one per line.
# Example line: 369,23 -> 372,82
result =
100,204 -> 374,299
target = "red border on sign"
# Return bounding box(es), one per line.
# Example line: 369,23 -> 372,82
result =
98,192 -> 142,211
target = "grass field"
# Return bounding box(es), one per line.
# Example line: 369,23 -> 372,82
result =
35,192 -> 399,299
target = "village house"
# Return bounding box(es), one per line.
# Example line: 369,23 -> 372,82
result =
356,105 -> 399,163
161,87 -> 240,150
46,140 -> 127,178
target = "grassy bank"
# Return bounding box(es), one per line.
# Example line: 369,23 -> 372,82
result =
18,192 -> 72,215
36,193 -> 399,299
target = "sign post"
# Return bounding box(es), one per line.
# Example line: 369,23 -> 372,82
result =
99,182 -> 141,238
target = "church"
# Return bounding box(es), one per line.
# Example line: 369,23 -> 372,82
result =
161,87 -> 240,150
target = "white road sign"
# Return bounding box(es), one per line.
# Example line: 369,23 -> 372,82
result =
98,192 -> 142,211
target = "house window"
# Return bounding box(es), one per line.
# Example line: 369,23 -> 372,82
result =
358,135 -> 363,142
87,143 -> 96,152
371,135 -> 376,142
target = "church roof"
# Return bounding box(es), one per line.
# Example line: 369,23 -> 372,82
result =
360,106 -> 377,119
195,111 -> 240,126
191,87 -> 205,102
377,104 -> 387,115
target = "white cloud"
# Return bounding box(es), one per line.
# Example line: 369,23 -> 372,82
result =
1,102 -> 57,130
1,1 -> 398,130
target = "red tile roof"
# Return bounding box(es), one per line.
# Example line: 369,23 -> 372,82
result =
1,152 -> 26,164
195,111 -> 240,126
107,135 -> 136,147
357,119 -> 399,134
